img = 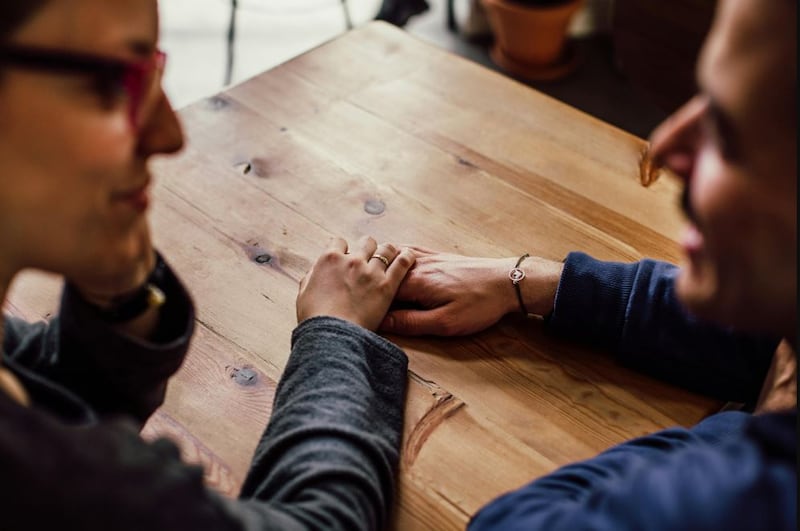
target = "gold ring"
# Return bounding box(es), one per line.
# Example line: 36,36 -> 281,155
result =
370,254 -> 390,267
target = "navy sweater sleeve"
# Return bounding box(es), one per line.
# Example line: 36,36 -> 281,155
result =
468,254 -> 794,531
546,252 -> 779,403
469,410 -> 796,531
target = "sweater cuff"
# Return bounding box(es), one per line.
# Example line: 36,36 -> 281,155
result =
292,316 -> 408,368
546,252 -> 639,349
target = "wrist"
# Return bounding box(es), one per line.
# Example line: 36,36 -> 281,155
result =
508,254 -> 531,315
517,257 -> 564,316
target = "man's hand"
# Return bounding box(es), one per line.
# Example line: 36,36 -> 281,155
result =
297,237 -> 416,331
379,248 -> 563,336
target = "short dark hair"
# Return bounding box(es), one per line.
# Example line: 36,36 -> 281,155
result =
1,2 -> 50,42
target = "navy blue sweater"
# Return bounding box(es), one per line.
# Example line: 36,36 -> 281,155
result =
470,252 -> 796,531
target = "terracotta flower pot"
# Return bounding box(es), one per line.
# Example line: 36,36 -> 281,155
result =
482,0 -> 584,80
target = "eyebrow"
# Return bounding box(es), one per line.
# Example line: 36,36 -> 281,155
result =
126,38 -> 157,58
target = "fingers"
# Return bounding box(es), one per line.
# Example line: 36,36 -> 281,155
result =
380,306 -> 449,336
322,236 -> 415,282
385,247 -> 416,286
396,244 -> 436,257
369,243 -> 399,271
327,237 -> 348,254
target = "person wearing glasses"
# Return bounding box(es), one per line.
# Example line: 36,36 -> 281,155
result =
0,1 -> 415,530
380,0 -> 797,529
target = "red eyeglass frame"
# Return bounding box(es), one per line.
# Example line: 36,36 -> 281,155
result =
0,45 -> 167,128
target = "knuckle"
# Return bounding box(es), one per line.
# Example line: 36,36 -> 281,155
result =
394,253 -> 414,269
321,250 -> 340,263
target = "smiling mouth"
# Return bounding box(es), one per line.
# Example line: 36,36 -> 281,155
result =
112,181 -> 151,212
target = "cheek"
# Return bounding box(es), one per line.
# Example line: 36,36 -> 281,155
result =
2,89 -> 132,191
0,87 -> 135,269
690,150 -> 751,242
3,118 -> 131,226
689,149 -> 795,309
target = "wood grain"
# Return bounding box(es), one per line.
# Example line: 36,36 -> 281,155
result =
6,22 -> 718,529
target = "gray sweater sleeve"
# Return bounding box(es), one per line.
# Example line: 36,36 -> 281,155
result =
0,316 -> 407,531
233,316 -> 409,531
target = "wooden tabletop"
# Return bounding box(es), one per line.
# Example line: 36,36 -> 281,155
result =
6,22 -> 718,530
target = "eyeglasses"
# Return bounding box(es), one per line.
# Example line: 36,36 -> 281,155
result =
0,45 -> 166,129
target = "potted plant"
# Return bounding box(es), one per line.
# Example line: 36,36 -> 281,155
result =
481,0 -> 584,80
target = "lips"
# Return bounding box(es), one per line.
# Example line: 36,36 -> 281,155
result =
112,180 -> 151,213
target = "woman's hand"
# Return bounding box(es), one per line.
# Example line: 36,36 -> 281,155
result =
297,237 -> 416,331
379,247 -> 563,336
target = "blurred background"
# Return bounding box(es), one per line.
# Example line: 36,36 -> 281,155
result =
159,0 -> 714,138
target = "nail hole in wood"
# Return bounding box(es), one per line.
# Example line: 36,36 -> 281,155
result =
364,199 -> 385,215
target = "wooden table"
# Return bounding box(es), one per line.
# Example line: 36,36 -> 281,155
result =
6,22 -> 718,530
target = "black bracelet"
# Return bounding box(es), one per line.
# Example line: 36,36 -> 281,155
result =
509,253 -> 530,315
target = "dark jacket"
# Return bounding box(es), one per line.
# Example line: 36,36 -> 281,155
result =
1,258 -> 407,531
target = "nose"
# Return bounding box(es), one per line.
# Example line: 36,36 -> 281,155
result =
647,95 -> 707,183
136,90 -> 185,158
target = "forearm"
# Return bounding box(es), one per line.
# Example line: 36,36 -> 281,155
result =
239,317 -> 408,531
547,252 -> 779,402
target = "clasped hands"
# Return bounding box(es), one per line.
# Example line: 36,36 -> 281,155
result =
298,237 -> 564,336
